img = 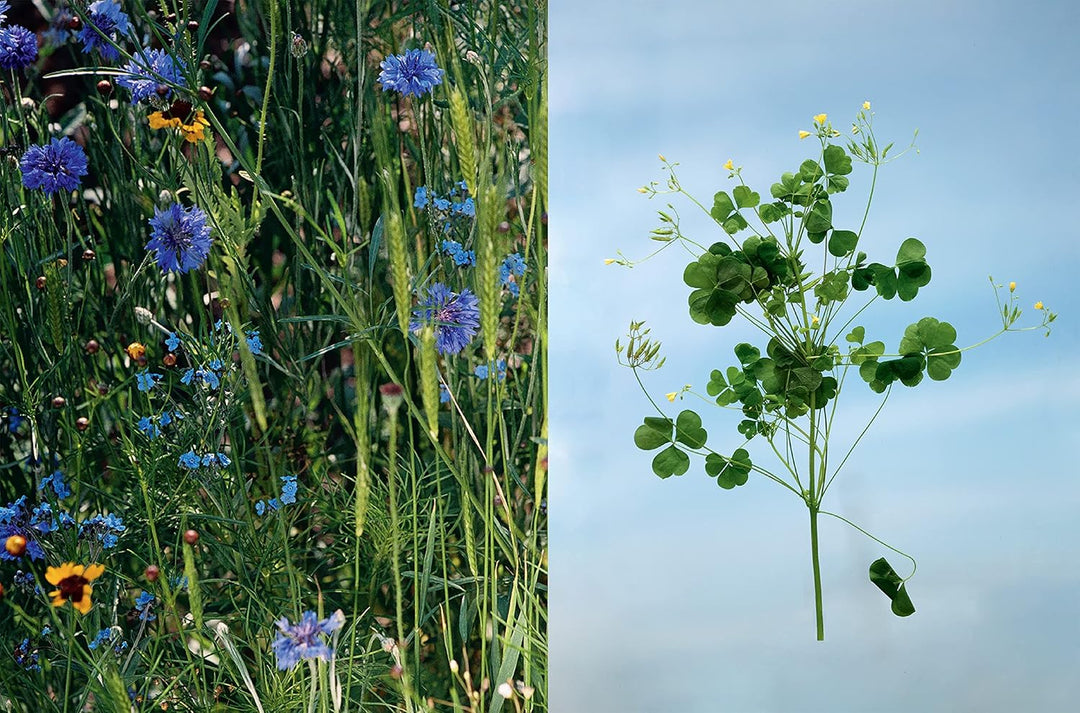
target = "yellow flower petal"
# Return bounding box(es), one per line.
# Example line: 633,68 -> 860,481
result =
862,101 -> 871,110
46,562 -> 77,586
798,130 -> 811,140
604,258 -> 616,265
723,159 -> 734,171
1034,301 -> 1044,310
813,113 -> 827,125
1008,281 -> 1016,292
665,392 -> 678,402
73,586 -> 94,614
83,563 -> 105,581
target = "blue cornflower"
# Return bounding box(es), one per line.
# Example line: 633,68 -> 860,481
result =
410,283 -> 480,355
0,496 -> 46,561
146,203 -> 212,274
165,332 -> 180,351
474,359 -> 507,382
413,186 -> 430,209
39,470 -> 72,499
452,197 -> 475,218
19,138 -> 89,195
78,513 -> 125,549
0,1 -> 9,24
499,253 -> 528,297
441,240 -> 475,267
135,370 -> 161,392
178,449 -> 201,470
378,48 -> 443,98
78,0 -> 130,61
134,591 -> 156,622
271,610 -> 345,670
245,330 -> 263,356
0,25 -> 39,71
117,47 -> 186,104
280,475 -> 298,505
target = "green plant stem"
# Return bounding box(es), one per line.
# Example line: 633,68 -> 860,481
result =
807,393 -> 824,640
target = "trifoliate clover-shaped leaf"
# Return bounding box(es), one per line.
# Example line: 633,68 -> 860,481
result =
805,200 -> 833,235
895,238 -> 932,301
846,326 -> 866,344
733,185 -> 760,208
710,191 -> 736,223
827,229 -> 859,258
705,448 -> 753,489
652,446 -> 690,479
869,557 -> 915,617
634,416 -> 672,450
675,410 -> 707,449
823,144 -> 853,176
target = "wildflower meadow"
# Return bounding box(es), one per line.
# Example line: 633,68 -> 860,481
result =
0,1 -> 546,711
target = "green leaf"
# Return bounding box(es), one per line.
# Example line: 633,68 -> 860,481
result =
869,558 -> 915,617
805,200 -> 833,234
827,229 -> 859,258
734,343 -> 761,366
711,191 -> 735,222
634,417 -> 672,450
870,264 -> 897,300
823,145 -> 853,175
846,326 -> 865,344
759,202 -> 785,223
722,213 -> 749,235
706,369 -> 727,396
733,185 -> 760,208
827,175 -> 850,193
799,159 -> 823,183
675,410 -> 707,449
926,345 -> 961,381
652,445 -> 690,479
706,448 -> 752,489
896,237 -> 926,264
683,255 -> 719,289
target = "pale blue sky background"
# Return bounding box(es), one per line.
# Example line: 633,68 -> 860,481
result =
549,1 -> 1079,711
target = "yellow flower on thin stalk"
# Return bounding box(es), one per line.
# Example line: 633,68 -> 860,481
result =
1008,281 -> 1016,292
148,100 -> 211,144
665,391 -> 678,402
1034,301 -> 1044,310
813,113 -> 827,125
798,130 -> 812,140
862,101 -> 871,110
723,159 -> 734,171
46,562 -> 105,614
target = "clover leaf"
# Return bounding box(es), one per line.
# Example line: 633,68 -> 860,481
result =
869,557 -> 915,617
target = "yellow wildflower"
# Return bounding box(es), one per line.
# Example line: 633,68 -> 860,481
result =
862,101 -> 871,110
126,342 -> 146,360
810,315 -> 820,327
665,392 -> 678,402
1008,281 -> 1016,292
813,113 -> 827,125
798,130 -> 812,140
723,159 -> 734,171
1034,301 -> 1044,310
46,562 -> 105,614
637,187 -> 648,193
604,258 -> 616,265
148,104 -> 211,144
658,153 -> 666,162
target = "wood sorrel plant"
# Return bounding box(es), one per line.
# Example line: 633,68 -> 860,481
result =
614,104 -> 1056,640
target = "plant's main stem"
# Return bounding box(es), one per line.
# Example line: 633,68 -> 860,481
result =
808,393 -> 825,640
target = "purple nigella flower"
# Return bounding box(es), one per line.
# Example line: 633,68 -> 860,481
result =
0,25 -> 39,71
146,203 -> 212,274
78,0 -> 130,61
116,47 -> 186,104
409,283 -> 480,356
378,48 -> 444,98
271,609 -> 345,670
19,138 -> 88,195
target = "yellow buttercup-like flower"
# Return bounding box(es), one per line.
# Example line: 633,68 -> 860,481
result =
798,130 -> 812,140
149,103 -> 211,144
1034,301 -> 1044,310
862,101 -> 871,111
604,258 -> 616,265
813,113 -> 827,125
723,159 -> 734,171
46,562 -> 105,614
1008,281 -> 1016,292
665,392 -> 678,402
